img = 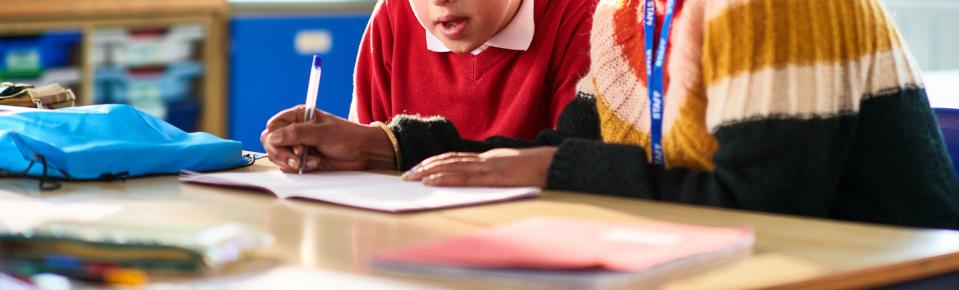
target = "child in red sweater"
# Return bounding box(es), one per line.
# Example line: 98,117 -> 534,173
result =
348,0 -> 594,140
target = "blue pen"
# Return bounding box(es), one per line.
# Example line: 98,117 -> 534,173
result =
299,55 -> 322,174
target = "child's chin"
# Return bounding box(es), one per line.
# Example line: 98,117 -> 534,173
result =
441,40 -> 484,54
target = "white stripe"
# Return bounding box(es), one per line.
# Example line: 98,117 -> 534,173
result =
705,48 -> 922,131
584,0 -> 708,134
586,2 -> 651,132
662,0 -> 706,134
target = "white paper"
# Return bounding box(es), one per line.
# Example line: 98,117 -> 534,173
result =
925,70 -> 959,109
180,171 -> 540,212
0,195 -> 124,233
0,273 -> 33,290
188,266 -> 446,290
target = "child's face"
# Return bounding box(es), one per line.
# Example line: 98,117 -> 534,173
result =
411,0 -> 523,53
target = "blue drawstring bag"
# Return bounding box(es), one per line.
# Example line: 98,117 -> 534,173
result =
0,104 -> 251,184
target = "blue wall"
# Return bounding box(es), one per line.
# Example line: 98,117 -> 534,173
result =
230,13 -> 370,151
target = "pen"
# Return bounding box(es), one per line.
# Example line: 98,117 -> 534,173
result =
2,257 -> 147,286
299,55 -> 322,174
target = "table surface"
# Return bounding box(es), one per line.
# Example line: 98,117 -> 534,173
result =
2,160 -> 959,290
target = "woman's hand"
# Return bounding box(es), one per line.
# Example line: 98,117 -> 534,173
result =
260,106 -> 396,173
401,147 -> 557,187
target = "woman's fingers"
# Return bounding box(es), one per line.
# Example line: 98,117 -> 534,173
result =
408,147 -> 557,188
402,156 -> 484,181
421,171 -> 497,187
417,152 -> 481,167
407,152 -> 481,174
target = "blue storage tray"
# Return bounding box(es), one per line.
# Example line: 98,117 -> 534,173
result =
94,62 -> 203,103
0,31 -> 81,77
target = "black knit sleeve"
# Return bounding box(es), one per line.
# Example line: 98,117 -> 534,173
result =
389,94 -> 601,170
545,88 -> 959,229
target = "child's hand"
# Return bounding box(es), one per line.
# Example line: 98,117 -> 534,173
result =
260,106 -> 395,173
401,147 -> 558,188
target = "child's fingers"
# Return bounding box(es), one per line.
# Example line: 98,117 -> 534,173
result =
283,154 -> 322,172
268,122 -> 340,147
263,136 -> 296,171
265,105 -> 326,132
269,150 -> 295,171
270,153 -> 294,172
265,106 -> 304,132
305,157 -> 321,171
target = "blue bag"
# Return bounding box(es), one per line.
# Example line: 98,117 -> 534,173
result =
0,104 -> 251,182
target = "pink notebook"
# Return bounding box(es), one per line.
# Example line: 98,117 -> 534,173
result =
374,218 -> 753,288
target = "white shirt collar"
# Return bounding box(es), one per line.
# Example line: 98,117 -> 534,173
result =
411,0 -> 535,55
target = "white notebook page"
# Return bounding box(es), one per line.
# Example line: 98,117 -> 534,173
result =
180,171 -> 540,212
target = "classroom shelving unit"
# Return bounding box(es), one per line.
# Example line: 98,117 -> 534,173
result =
0,0 -> 229,137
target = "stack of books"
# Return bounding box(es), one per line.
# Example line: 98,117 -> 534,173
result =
0,82 -> 75,109
0,220 -> 272,283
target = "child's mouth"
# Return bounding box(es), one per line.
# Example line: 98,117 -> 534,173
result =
436,16 -> 469,38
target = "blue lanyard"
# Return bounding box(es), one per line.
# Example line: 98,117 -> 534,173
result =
645,0 -> 676,165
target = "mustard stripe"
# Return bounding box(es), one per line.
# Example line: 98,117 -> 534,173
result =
703,0 -> 900,84
595,78 -> 718,170
595,85 -> 650,148
663,88 -> 717,171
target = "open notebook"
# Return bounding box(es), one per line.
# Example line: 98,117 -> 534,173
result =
179,171 -> 540,213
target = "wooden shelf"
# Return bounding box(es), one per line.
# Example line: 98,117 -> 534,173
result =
2,0 -> 227,20
229,0 -> 374,14
0,0 -> 230,137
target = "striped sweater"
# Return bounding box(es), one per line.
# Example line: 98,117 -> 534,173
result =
388,0 -> 959,229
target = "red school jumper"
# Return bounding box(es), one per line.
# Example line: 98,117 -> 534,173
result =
351,0 -> 594,140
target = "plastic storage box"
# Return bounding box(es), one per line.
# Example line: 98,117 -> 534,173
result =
94,62 -> 202,130
94,61 -> 202,104
91,25 -> 204,67
0,31 -> 81,79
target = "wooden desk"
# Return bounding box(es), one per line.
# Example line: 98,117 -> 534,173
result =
2,161 -> 959,289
